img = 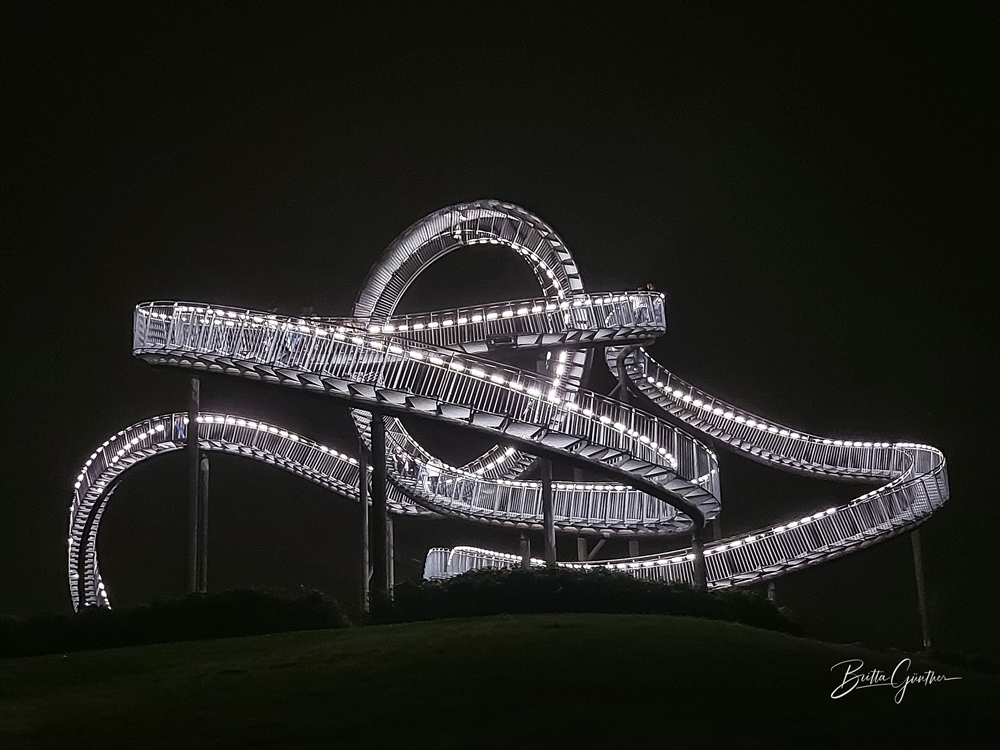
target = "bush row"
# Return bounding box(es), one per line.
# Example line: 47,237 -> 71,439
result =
376,567 -> 801,634
0,588 -> 350,658
1,570 -> 800,658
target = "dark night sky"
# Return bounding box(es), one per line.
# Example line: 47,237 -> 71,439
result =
3,2 -> 998,654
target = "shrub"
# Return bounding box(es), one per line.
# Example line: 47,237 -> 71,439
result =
382,567 -> 801,634
0,588 -> 349,658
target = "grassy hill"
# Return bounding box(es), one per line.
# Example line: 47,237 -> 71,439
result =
2,613 -> 996,749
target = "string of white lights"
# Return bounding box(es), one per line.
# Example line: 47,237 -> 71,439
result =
68,411 -> 429,610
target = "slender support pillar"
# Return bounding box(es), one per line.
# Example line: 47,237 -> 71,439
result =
712,517 -> 722,541
767,581 -> 775,603
540,458 -> 556,566
519,532 -> 531,569
186,377 -> 200,594
614,344 -> 640,406
629,540 -> 640,558
574,471 -> 588,562
359,445 -> 370,612
369,413 -> 390,604
197,453 -> 209,593
911,529 -> 932,649
387,514 -> 395,592
691,525 -> 708,589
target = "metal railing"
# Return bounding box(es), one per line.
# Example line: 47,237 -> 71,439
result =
435,442 -> 945,588
133,301 -> 722,527
613,346 -> 901,480
430,347 -> 948,586
68,411 -> 419,610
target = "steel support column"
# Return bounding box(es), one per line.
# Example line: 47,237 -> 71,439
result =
541,458 -> 556,566
387,514 -> 395,592
614,346 -> 634,406
911,528 -> 932,649
370,413 -> 390,605
186,377 -> 200,594
519,532 -> 531,569
359,443 -> 370,612
691,525 -> 708,589
197,452 -> 209,593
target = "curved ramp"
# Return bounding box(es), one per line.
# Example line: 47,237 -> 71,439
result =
68,412 -> 429,611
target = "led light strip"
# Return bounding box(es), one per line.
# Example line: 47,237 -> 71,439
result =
68,411 -> 437,611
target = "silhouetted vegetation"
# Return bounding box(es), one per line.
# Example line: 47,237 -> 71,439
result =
0,588 -> 349,658
920,647 -> 1000,675
0,570 -> 806,659
379,567 -> 801,634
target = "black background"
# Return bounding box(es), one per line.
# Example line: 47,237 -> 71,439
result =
3,2 -> 997,655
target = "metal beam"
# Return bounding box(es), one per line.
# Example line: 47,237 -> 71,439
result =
359,442 -> 370,612
585,538 -> 607,561
197,452 -> 209,593
387,513 -> 395,592
541,458 -> 556,566
614,344 -> 641,406
691,524 -> 708,589
911,528 -> 932,649
186,377 -> 200,594
370,412 -> 389,606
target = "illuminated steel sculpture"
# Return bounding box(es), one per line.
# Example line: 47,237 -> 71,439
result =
69,200 -> 949,612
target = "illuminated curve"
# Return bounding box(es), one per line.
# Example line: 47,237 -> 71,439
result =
430,349 -> 948,586
71,200 -> 949,606
68,412 -> 422,611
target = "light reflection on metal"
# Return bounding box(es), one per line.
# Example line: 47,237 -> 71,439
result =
71,200 -> 949,608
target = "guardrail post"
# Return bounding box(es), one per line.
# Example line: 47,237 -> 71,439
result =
541,458 -> 556,566
911,528 -> 932,649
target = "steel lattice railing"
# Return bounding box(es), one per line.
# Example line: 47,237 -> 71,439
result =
67,412 -> 426,611
132,300 -> 721,527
